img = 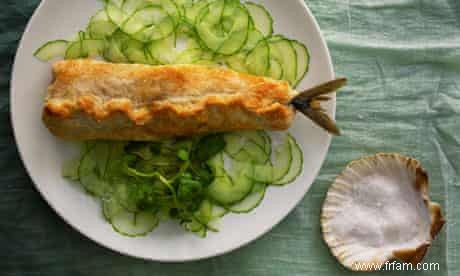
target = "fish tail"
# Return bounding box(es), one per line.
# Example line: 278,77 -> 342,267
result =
290,78 -> 347,136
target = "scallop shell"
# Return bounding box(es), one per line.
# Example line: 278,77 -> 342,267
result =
321,153 -> 445,271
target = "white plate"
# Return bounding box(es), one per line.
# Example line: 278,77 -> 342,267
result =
11,0 -> 334,262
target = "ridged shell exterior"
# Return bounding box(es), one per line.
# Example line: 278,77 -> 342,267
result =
321,153 -> 445,271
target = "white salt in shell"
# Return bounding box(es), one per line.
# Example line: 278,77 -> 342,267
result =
321,153 -> 445,271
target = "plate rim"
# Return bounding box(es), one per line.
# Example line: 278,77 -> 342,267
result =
10,0 -> 335,262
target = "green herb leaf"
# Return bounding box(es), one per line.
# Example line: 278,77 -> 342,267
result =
178,149 -> 190,161
191,134 -> 226,162
191,162 -> 214,187
125,142 -> 153,160
177,176 -> 203,201
62,157 -> 81,180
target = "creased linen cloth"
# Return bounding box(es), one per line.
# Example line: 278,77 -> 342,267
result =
0,0 -> 458,275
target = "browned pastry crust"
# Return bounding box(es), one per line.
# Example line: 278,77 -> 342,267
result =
43,59 -> 297,141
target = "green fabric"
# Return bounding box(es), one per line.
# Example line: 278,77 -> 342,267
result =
1,0 -> 459,275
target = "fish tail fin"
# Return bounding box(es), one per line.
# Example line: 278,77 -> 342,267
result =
290,78 -> 347,136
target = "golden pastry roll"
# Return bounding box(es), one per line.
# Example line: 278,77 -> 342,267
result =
43,59 -> 345,141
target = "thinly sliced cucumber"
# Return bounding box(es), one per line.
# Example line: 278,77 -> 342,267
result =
108,0 -> 125,8
122,0 -> 149,15
217,28 -> 249,55
229,149 -> 251,161
225,52 -> 248,73
221,0 -> 238,16
148,34 -> 177,64
225,131 -> 270,164
78,144 -> 111,197
173,0 -> 193,8
88,20 -> 117,39
67,41 -> 86,59
104,31 -> 130,63
207,152 -> 226,177
148,0 -> 180,18
196,0 -> 250,55
207,173 -> 232,205
206,162 -> 254,206
122,6 -> 174,41
123,39 -> 157,64
126,47 -> 156,65
194,59 -> 217,66
244,2 -> 273,37
137,17 -> 175,42
228,182 -> 266,213
208,152 -> 224,168
273,135 -> 303,185
211,203 -> 228,218
207,217 -> 221,232
246,39 -> 269,76
239,130 -> 269,153
65,41 -> 84,60
224,133 -> 245,156
89,9 -> 112,36
230,130 -> 271,155
268,37 -> 297,85
34,40 -> 68,61
242,28 -> 263,52
221,17 -> 233,34
231,142 -> 268,164
80,30 -> 91,40
68,31 -> 86,42
200,51 -> 217,61
268,59 -> 283,80
113,180 -> 139,212
184,219 -> 208,237
102,197 -> 124,222
194,199 -> 213,225
65,31 -> 95,59
105,43 -> 129,62
187,201 -> 218,236
68,30 -> 90,42
260,131 -> 272,155
272,134 -> 293,182
185,0 -> 210,24
174,48 -> 203,64
292,40 -> 310,87
172,0 -> 192,16
106,1 -> 128,26
175,21 -> 196,37
268,34 -> 284,42
252,163 -> 273,183
101,142 -> 126,175
196,227 -> 208,237
183,218 -> 203,232
111,210 -> 159,237
195,0 -> 225,51
175,29 -> 198,46
90,9 -> 110,22
91,142 -> 112,177
82,39 -> 106,57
